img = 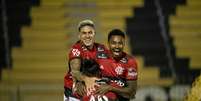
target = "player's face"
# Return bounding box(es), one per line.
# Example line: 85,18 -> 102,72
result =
109,35 -> 125,58
79,26 -> 95,47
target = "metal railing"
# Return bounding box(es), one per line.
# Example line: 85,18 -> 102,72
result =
154,0 -> 177,80
1,0 -> 11,68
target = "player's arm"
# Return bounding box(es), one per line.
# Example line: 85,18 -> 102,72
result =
96,80 -> 137,99
111,80 -> 137,98
69,58 -> 86,96
69,58 -> 82,81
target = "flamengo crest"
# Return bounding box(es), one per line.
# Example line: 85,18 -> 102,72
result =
72,49 -> 80,56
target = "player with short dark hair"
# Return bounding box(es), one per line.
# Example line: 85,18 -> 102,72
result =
70,59 -> 118,101
95,29 -> 138,100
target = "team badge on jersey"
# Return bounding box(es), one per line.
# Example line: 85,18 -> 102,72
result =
115,66 -> 124,75
72,49 -> 80,56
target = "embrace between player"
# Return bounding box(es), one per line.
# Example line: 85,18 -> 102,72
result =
64,20 -> 138,101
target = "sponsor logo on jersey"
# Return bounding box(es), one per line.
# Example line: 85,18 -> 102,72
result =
128,68 -> 137,77
72,49 -> 80,56
97,53 -> 108,59
97,46 -> 104,52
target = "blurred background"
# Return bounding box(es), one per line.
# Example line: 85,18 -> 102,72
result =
0,0 -> 201,101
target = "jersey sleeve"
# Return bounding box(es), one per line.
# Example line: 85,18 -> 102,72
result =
68,45 -> 81,61
126,57 -> 138,80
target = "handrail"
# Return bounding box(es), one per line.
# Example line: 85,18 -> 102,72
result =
1,0 -> 11,68
154,0 -> 177,80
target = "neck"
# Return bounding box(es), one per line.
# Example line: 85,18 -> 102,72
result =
113,53 -> 124,61
86,44 -> 94,50
81,42 -> 94,50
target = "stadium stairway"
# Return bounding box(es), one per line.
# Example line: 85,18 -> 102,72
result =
0,0 -> 67,100
170,0 -> 201,100
94,0 -> 172,86
62,0 -> 165,87
127,0 -> 177,87
0,0 -> 183,100
170,0 -> 201,69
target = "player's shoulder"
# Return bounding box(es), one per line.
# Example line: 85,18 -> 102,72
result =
72,41 -> 81,48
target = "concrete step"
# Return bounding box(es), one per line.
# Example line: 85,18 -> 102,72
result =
12,41 -> 66,50
190,58 -> 201,68
31,5 -> 66,14
31,21 -> 67,28
22,25 -> 68,31
0,84 -> 17,101
138,78 -> 173,86
174,37 -> 201,42
139,68 -> 159,79
187,0 -> 201,5
171,27 -> 201,33
31,5 -> 65,17
22,37 -> 65,44
13,60 -> 67,71
19,84 -> 63,101
174,41 -> 201,48
176,9 -> 201,17
176,50 -> 201,57
176,11 -> 201,18
171,32 -> 201,38
177,4 -> 201,11
12,65 -> 67,73
96,0 -> 143,6
31,11 -> 65,21
171,23 -> 201,29
13,50 -> 65,59
41,0 -> 66,6
176,55 -> 201,68
99,9 -> 132,17
21,27 -> 67,36
176,49 -> 201,57
13,54 -> 65,63
2,70 -> 64,84
23,35 -> 66,42
21,40 -> 65,49
0,84 -> 63,101
171,17 -> 201,25
32,18 -> 68,27
5,61 -> 66,72
66,7 -> 97,13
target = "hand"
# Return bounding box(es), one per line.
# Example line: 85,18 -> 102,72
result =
74,81 -> 86,96
72,71 -> 83,81
95,84 -> 113,95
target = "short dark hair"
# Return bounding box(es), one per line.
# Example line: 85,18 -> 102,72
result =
108,29 -> 125,42
80,59 -> 101,77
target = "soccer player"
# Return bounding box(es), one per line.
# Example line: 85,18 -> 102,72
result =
71,59 -> 118,101
96,29 -> 138,100
64,19 -> 109,100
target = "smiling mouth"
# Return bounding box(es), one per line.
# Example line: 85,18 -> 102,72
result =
84,39 -> 91,42
113,49 -> 121,52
